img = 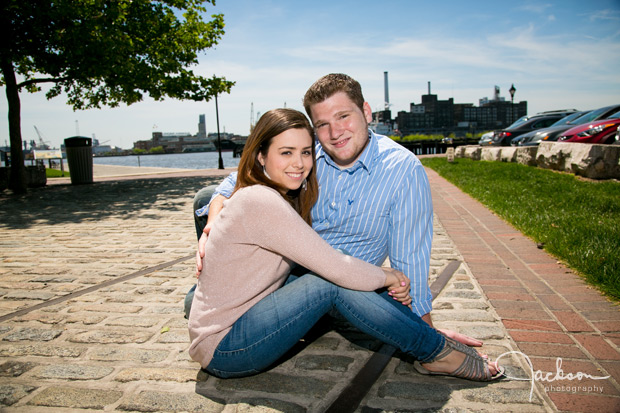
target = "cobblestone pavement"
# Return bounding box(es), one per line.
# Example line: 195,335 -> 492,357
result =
0,166 -> 613,412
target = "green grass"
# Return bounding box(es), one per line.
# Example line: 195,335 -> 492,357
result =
46,168 -> 70,178
421,157 -> 620,300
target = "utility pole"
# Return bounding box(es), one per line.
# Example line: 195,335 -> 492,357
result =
215,94 -> 224,170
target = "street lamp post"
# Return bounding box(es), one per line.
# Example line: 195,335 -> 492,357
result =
215,93 -> 224,170
509,84 -> 517,123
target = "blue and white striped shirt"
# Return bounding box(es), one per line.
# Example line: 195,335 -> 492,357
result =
198,130 -> 434,316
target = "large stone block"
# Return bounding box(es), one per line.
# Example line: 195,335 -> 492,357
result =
536,141 -> 571,171
537,142 -> 620,179
481,147 -> 502,161
566,143 -> 620,179
454,146 -> 467,158
463,146 -> 482,160
499,147 -> 518,162
515,147 -> 538,166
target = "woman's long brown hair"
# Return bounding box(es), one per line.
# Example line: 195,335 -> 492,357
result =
233,108 -> 319,225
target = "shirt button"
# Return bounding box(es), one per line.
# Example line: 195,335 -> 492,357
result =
331,202 -> 336,208
338,175 -> 343,180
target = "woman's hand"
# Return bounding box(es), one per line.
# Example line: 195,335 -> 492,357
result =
195,194 -> 226,277
195,224 -> 212,277
382,267 -> 412,307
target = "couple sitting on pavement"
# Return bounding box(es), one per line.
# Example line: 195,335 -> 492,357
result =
186,73 -> 503,381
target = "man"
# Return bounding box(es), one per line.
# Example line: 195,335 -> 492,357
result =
190,73 -> 479,345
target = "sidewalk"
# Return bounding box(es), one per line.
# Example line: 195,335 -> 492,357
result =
0,164 -> 617,412
426,167 -> 620,412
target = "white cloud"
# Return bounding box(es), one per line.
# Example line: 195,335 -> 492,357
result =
516,3 -> 553,14
587,9 -> 620,21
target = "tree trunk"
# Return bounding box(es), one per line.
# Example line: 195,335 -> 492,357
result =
1,59 -> 27,194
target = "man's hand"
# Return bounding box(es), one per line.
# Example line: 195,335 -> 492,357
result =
437,328 -> 483,347
382,268 -> 412,306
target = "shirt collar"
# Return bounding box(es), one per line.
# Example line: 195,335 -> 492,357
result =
316,129 -> 378,175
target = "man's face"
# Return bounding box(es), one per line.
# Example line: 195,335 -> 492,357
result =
309,91 -> 373,169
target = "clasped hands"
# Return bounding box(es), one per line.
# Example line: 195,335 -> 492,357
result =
382,267 -> 412,307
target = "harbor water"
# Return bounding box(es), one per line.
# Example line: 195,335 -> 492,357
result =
93,151 -> 240,170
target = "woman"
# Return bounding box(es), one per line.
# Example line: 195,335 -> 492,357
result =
188,108 -> 502,381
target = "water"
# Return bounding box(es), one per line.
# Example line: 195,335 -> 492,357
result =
93,151 -> 240,170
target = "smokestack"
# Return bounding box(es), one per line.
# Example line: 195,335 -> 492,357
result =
428,81 -> 431,95
384,71 -> 390,109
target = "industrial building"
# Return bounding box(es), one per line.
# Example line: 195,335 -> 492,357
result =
374,73 -> 527,137
133,114 -> 246,153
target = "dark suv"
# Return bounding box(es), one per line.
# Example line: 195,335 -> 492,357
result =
490,110 -> 578,146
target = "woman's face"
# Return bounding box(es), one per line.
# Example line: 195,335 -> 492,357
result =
257,128 -> 314,191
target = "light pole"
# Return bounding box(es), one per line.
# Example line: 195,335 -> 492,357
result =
509,84 -> 517,123
215,93 -> 224,170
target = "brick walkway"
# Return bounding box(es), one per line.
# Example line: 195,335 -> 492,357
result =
0,164 -> 617,412
426,167 -> 620,412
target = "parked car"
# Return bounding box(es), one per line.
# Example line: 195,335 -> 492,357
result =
522,104 -> 620,147
491,109 -> 578,146
478,131 -> 494,146
557,109 -> 620,144
518,111 -> 591,146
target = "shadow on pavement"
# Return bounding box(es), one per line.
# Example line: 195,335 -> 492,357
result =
0,176 -> 222,230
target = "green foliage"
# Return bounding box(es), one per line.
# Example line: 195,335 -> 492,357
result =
2,0 -> 234,108
132,148 -> 147,155
421,157 -> 620,300
1,0 -> 234,192
149,146 -> 165,154
390,134 -> 445,142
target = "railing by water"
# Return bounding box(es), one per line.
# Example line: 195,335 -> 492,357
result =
397,139 -> 479,155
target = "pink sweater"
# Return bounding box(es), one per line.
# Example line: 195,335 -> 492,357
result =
188,185 -> 386,368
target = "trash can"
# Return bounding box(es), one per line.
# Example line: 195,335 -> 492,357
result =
64,136 -> 93,184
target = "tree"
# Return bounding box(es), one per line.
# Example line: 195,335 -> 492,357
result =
1,0 -> 234,193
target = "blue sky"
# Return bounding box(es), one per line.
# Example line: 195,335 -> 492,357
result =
2,0 -> 619,149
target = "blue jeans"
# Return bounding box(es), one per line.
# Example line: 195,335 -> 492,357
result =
204,273 -> 444,378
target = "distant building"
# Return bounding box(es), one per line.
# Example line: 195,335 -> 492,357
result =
133,115 -> 247,153
394,83 -> 527,136
197,114 -> 207,139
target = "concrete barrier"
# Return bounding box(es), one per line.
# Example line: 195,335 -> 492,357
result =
481,147 -> 501,161
455,143 -> 620,179
515,146 -> 538,167
499,147 -> 518,163
463,146 -> 482,161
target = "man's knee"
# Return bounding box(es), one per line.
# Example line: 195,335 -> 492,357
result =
184,284 -> 197,319
193,185 -> 218,212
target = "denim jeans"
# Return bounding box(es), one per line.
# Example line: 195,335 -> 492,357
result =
204,273 -> 444,378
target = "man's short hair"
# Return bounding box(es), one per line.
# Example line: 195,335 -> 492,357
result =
303,73 -> 365,116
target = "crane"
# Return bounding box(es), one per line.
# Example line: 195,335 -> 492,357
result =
33,126 -> 51,149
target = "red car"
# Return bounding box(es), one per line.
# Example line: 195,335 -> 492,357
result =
558,110 -> 620,144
